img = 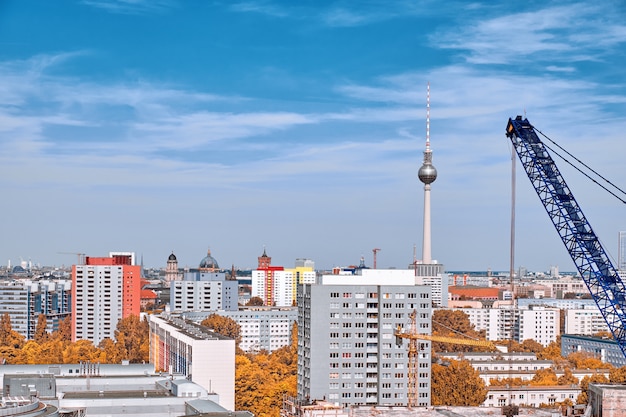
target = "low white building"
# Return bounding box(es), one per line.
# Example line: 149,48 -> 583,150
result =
182,306 -> 298,353
148,314 -> 235,410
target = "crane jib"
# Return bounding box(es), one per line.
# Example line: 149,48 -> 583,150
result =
505,116 -> 626,359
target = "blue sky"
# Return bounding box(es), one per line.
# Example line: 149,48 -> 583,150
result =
1,0 -> 625,272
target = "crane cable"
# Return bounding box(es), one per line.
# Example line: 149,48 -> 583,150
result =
532,125 -> 626,205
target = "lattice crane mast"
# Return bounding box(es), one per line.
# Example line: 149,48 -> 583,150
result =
506,116 -> 626,358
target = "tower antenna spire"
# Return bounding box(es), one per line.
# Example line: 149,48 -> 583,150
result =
418,82 -> 437,264
426,81 -> 430,150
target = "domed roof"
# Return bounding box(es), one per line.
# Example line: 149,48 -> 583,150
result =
168,252 -> 177,261
199,249 -> 219,270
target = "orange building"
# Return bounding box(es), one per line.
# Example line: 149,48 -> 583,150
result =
448,285 -> 500,301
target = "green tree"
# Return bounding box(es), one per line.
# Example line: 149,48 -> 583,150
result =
201,314 -> 242,347
432,359 -> 487,406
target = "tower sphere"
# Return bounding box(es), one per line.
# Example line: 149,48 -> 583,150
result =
418,163 -> 437,184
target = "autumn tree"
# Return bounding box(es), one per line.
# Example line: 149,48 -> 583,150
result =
432,359 -> 487,406
246,297 -> 264,306
34,314 -> 49,343
537,338 -> 563,361
577,374 -> 609,404
510,339 -> 544,355
0,313 -> 25,349
530,368 -> 559,386
488,377 -> 524,387
114,315 -> 149,363
557,367 -> 579,385
567,351 -> 610,370
609,366 -> 626,383
53,316 -> 72,342
201,314 -> 242,347
431,310 -> 489,353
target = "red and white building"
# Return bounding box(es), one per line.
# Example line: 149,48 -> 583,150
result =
71,252 -> 141,344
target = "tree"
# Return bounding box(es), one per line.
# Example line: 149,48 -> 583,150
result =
557,367 -> 579,385
62,339 -> 99,363
538,338 -> 563,361
530,368 -> 559,386
609,366 -> 626,383
0,313 -> 24,349
114,315 -> 149,363
567,351 -> 609,370
246,297 -> 264,306
432,359 -> 487,406
577,374 -> 609,404
201,314 -> 241,347
431,310 -> 489,352
488,377 -> 524,387
53,316 -> 72,342
34,314 -> 49,343
510,339 -> 544,354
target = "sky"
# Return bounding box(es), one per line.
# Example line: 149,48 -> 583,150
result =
0,0 -> 625,273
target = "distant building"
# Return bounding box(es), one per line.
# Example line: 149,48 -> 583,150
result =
561,334 -> 626,368
252,249 -> 316,307
0,279 -> 71,339
165,252 -> 183,282
149,314 -> 235,410
168,250 -> 238,312
72,254 -> 141,345
565,308 -> 610,335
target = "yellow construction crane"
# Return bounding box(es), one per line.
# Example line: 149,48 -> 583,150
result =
395,309 -> 506,407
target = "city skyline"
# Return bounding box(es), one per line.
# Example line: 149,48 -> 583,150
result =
0,1 -> 625,272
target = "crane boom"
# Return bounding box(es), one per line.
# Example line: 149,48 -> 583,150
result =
505,116 -> 626,357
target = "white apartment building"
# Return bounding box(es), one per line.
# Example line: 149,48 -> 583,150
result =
182,307 -> 298,353
517,306 -> 559,346
169,271 -> 238,312
252,267 -> 316,307
565,308 -> 610,335
446,305 -> 559,346
149,314 -> 235,410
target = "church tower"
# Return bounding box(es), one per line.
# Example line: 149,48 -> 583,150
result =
165,252 -> 180,282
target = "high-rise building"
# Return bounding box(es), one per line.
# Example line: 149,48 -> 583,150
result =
252,249 -> 316,307
72,254 -> 141,344
297,269 -> 433,408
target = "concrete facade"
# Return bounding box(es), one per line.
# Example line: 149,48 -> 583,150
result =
148,314 -> 235,410
297,269 -> 432,408
169,271 -> 238,312
561,334 -> 626,368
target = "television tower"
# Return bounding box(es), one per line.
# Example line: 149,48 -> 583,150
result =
418,82 -> 437,263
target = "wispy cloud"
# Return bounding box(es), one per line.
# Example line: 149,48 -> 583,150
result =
434,3 -> 626,65
81,0 -> 176,14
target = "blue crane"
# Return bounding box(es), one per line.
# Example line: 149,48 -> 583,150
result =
505,116 -> 626,358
